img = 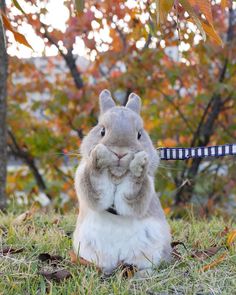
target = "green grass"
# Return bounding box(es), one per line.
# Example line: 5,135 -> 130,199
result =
0,210 -> 236,295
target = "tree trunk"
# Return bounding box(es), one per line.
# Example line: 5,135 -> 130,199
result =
0,0 -> 8,211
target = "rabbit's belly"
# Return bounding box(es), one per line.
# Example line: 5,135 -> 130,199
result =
73,210 -> 171,272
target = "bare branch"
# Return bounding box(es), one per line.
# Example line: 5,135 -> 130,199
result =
8,130 -> 52,200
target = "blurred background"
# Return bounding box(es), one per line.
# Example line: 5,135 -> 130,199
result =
0,0 -> 235,217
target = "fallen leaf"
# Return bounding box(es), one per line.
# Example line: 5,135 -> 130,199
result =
38,253 -> 63,264
191,246 -> 221,261
164,207 -> 171,215
226,230 -> 236,248
65,231 -> 73,237
172,248 -> 182,259
39,269 -> 72,282
74,254 -> 101,272
12,210 -> 32,226
52,218 -> 60,225
171,241 -> 188,250
1,246 -> 24,255
119,264 -> 138,279
200,253 -> 227,272
68,250 -> 77,264
78,256 -> 96,267
218,226 -> 230,237
171,241 -> 188,260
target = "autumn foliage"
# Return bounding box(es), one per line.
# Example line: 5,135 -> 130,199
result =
1,0 -> 236,214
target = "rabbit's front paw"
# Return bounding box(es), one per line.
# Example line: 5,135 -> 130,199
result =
129,151 -> 148,178
91,144 -> 111,169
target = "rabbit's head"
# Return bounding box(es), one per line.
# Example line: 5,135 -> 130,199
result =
80,90 -> 159,175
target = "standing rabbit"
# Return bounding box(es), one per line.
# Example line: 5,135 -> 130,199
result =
73,90 -> 171,275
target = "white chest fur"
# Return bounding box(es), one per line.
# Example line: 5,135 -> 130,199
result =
73,209 -> 171,273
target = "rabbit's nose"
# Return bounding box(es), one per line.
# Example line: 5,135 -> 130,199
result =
113,152 -> 127,159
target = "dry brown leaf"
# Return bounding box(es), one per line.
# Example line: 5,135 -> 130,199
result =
200,253 -> 227,272
191,246 -> 221,261
70,251 -> 101,271
171,241 -> 188,260
38,253 -> 63,264
52,218 -> 60,225
39,269 -> 72,282
78,256 -> 101,272
78,256 -> 94,267
226,230 -> 236,248
68,250 -> 78,264
218,226 -> 230,237
1,246 -> 24,255
172,248 -> 182,260
171,241 -> 187,250
119,264 -> 138,279
12,210 -> 33,225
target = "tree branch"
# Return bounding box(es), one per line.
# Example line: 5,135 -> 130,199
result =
8,130 -> 52,200
41,24 -> 84,89
157,89 -> 195,134
174,8 -> 235,204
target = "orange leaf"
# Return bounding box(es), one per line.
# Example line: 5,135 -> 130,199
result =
162,138 -> 177,147
70,252 -> 101,271
188,0 -> 213,25
200,253 -> 227,272
181,0 -> 206,41
164,207 -> 171,215
1,11 -> 33,50
68,250 -> 78,264
156,0 -> 174,25
201,22 -> 223,47
226,230 -> 236,248
221,0 -> 232,9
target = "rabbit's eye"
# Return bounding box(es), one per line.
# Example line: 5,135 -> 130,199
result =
101,127 -> 105,137
137,131 -> 142,140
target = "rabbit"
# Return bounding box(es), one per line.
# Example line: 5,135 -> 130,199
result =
73,89 -> 172,276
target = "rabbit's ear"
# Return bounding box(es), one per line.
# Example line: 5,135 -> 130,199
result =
126,93 -> 141,114
99,89 -> 116,114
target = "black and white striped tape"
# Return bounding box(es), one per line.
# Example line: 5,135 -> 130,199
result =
158,144 -> 236,160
